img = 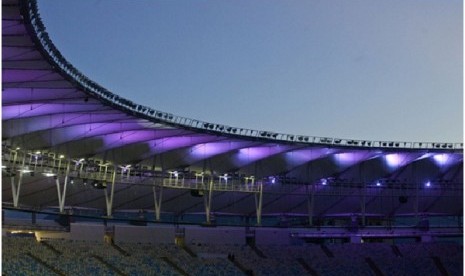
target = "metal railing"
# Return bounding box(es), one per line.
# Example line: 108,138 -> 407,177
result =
2,146 -> 261,193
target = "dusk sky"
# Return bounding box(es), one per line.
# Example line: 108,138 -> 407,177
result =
38,0 -> 462,143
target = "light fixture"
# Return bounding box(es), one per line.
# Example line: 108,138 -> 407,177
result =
425,181 -> 431,187
59,155 -> 65,159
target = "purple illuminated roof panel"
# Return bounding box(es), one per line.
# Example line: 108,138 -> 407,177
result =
42,122 -> 176,145
3,103 -> 112,120
432,153 -> 462,167
333,151 -> 378,167
188,141 -> 254,159
3,112 -> 131,137
233,145 -> 293,168
138,135 -> 225,164
2,69 -> 62,82
284,148 -> 334,168
383,152 -> 424,170
3,88 -> 82,104
99,129 -> 186,150
2,23 -> 28,36
2,48 -> 43,61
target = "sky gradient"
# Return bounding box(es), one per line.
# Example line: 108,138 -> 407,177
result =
38,0 -> 463,143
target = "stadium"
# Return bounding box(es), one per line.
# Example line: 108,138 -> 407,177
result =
2,0 -> 463,275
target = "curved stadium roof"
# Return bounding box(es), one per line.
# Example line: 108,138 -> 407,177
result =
2,0 -> 463,222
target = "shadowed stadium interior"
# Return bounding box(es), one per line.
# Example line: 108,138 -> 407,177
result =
2,0 -> 463,275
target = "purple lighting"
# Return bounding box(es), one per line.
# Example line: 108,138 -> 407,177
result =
333,151 -> 374,167
189,141 -> 249,159
376,181 -> 381,187
321,178 -> 327,185
433,153 -> 453,166
236,145 -> 290,165
284,148 -> 333,170
384,153 -> 405,168
425,181 -> 431,187
3,104 -> 106,120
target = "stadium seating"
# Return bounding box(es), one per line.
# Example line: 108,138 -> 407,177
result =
2,237 -> 462,276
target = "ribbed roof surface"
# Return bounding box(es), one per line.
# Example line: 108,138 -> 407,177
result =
2,0 -> 462,219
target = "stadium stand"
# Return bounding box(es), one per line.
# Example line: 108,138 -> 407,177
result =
3,236 -> 462,276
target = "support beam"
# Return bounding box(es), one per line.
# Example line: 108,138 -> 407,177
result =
204,178 -> 214,224
11,175 -> 23,208
306,164 -> 314,226
104,169 -> 117,217
254,182 -> 263,226
152,184 -> 163,221
413,163 -> 419,222
414,182 -> 419,220
55,178 -> 62,211
55,162 -> 70,213
361,182 -> 366,226
306,184 -> 315,226
11,154 -> 26,207
9,149 -> 18,167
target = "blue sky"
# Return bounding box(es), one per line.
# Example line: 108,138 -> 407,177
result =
38,0 -> 462,143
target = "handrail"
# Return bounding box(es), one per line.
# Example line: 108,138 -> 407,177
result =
19,0 -> 463,151
2,146 -> 262,193
3,145 -> 462,193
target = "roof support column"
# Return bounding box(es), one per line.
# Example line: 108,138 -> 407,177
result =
255,182 -> 263,226
104,169 -> 117,217
204,178 -> 214,224
306,163 -> 315,226
11,174 -> 23,208
413,163 -> 419,222
152,184 -> 163,221
306,184 -> 315,226
361,182 -> 366,226
55,162 -> 70,213
360,162 -> 366,226
10,148 -> 18,167
11,154 -> 26,208
414,182 -> 419,221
